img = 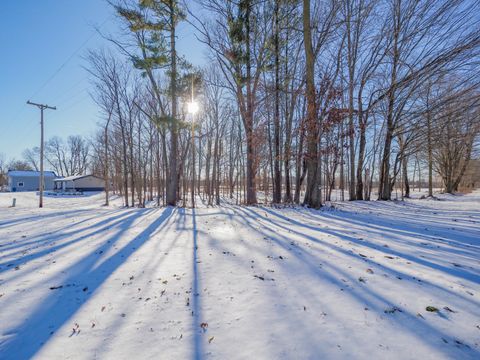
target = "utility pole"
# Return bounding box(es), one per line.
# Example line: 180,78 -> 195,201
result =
27,101 -> 56,208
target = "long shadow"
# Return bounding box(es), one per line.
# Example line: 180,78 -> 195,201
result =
315,210 -> 480,259
265,207 -> 480,305
261,207 -> 480,285
0,210 -> 142,274
0,209 -> 135,256
0,207 -> 173,360
328,201 -> 480,239
0,208 -> 121,252
235,206 -> 479,307
76,207 -> 182,357
0,209 -> 93,229
82,208 -> 182,357
292,206 -> 480,265
318,206 -> 480,248
191,208 -> 202,360
229,206 -> 480,358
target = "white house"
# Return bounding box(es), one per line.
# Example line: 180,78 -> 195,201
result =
53,174 -> 105,192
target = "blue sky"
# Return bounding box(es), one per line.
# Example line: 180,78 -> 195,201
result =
0,0 -> 205,161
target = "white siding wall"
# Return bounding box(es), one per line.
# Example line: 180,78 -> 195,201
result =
73,176 -> 104,189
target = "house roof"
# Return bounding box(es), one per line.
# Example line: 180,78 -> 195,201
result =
8,170 -> 57,177
54,174 -> 103,182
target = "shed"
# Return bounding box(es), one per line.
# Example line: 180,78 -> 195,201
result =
7,170 -> 57,192
54,174 -> 105,192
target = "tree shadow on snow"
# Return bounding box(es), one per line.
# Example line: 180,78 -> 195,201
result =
0,210 -> 141,274
0,207 -> 173,360
227,205 -> 480,359
0,209 -> 94,229
191,208 -> 203,360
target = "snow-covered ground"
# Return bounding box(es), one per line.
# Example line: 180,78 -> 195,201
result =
0,191 -> 479,359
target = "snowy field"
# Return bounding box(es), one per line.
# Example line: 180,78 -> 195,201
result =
0,191 -> 479,360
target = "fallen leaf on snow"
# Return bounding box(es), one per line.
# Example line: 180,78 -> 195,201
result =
384,306 -> 402,314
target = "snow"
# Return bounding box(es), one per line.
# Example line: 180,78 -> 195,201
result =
0,191 -> 479,359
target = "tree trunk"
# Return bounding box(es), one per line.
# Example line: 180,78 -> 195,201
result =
302,0 -> 321,208
166,1 -> 178,206
427,112 -> 433,197
104,114 -> 111,206
272,0 -> 282,204
355,97 -> 366,200
245,1 -> 257,205
402,155 -> 410,198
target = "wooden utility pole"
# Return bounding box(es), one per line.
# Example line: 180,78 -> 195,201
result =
27,101 -> 56,208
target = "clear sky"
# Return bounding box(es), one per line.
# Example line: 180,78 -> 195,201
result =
0,0 -> 206,161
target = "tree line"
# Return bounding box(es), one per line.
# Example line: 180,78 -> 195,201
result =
3,0 -> 479,207
0,135 -> 90,186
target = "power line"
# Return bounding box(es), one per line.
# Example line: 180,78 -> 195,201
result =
28,16 -> 111,101
5,16 -> 111,134
48,77 -> 86,105
48,93 -> 91,121
17,85 -> 92,146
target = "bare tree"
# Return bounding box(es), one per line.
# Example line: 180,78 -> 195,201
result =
22,147 -> 40,171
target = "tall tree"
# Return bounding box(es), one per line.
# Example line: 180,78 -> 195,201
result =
113,0 -> 185,206
302,0 -> 321,208
194,0 -> 272,204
